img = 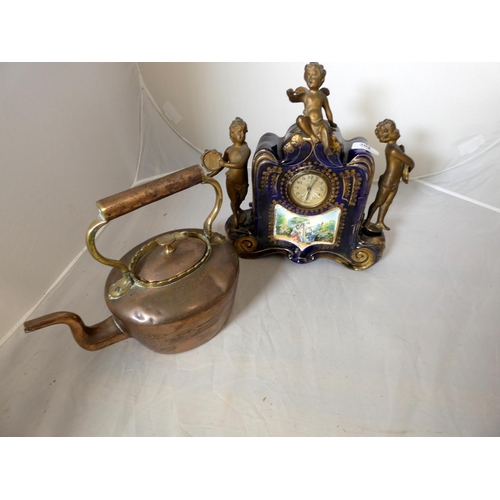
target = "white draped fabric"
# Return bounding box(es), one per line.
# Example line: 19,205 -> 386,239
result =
1,87 -> 499,437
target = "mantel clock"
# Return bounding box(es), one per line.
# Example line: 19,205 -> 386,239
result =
203,62 -> 414,270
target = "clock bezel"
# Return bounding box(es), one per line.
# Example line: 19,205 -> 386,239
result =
287,170 -> 332,210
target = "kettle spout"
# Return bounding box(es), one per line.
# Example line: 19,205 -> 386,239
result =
24,312 -> 128,351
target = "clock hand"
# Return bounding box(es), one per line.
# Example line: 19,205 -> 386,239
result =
308,177 -> 319,189
305,186 -> 313,201
305,178 -> 319,201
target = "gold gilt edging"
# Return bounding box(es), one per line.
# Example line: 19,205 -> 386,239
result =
260,166 -> 282,194
340,170 -> 362,206
253,150 -> 278,181
347,154 -> 375,186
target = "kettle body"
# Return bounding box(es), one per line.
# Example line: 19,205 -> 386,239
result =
105,229 -> 238,353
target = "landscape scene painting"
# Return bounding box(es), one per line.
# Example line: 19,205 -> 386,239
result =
274,205 -> 341,249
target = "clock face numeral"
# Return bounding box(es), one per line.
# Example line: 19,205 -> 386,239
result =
289,172 -> 330,208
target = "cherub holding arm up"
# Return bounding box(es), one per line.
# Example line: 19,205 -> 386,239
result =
364,119 -> 415,232
287,62 -> 337,155
219,117 -> 251,227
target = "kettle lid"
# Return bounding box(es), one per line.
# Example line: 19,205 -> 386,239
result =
130,230 -> 211,286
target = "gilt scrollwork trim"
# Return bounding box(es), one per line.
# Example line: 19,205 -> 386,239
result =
260,166 -> 283,193
340,169 -> 363,206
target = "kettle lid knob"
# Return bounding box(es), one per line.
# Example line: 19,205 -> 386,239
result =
156,234 -> 176,255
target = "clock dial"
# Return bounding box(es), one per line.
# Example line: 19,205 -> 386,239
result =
289,172 -> 330,209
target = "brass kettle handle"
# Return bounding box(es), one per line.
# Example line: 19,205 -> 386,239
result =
85,165 -> 223,298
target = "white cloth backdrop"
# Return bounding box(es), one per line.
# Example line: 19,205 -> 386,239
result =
1,86 -> 499,437
135,82 -> 201,183
0,62 -> 141,341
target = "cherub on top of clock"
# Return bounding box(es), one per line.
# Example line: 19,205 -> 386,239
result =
287,62 -> 337,156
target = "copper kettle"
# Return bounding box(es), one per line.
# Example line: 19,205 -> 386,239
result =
24,165 -> 239,354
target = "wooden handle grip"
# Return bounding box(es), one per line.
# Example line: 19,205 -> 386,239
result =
96,165 -> 204,221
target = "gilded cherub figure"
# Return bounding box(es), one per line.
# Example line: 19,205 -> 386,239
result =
219,117 -> 251,227
364,119 -> 415,232
287,62 -> 337,155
